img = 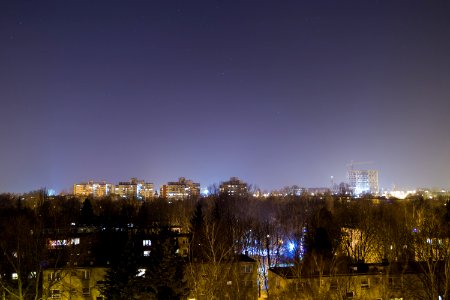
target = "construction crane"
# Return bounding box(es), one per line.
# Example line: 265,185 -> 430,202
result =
346,161 -> 374,170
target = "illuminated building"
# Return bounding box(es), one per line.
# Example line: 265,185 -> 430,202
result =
73,178 -> 154,200
114,177 -> 154,200
73,181 -> 113,198
187,255 -> 258,300
219,177 -> 248,197
269,261 -> 422,300
43,267 -> 107,300
160,177 -> 200,200
347,169 -> 379,196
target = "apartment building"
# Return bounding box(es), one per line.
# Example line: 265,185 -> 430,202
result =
114,177 -> 154,200
219,177 -> 248,197
160,177 -> 200,200
73,181 -> 113,198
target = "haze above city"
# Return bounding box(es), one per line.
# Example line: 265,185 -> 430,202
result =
1,1 -> 449,193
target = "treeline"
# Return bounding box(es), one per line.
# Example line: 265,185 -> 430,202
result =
2,191 -> 450,264
1,191 -> 450,299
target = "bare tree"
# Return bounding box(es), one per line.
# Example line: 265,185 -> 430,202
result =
0,207 -> 46,300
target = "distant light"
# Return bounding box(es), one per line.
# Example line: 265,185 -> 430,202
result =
47,189 -> 56,196
201,188 -> 209,196
288,242 -> 295,252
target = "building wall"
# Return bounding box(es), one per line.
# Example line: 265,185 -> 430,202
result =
139,182 -> 154,200
74,178 -> 154,200
187,259 -> 258,300
348,170 -> 379,196
220,177 -> 248,197
161,177 -> 200,200
73,181 -> 113,198
269,267 -> 424,300
43,267 -> 107,300
115,177 -> 154,200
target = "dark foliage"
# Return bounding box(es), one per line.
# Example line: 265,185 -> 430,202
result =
100,240 -> 141,300
142,228 -> 188,300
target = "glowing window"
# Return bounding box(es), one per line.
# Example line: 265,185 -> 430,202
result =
241,265 -> 252,273
83,270 -> 90,280
51,289 -> 61,299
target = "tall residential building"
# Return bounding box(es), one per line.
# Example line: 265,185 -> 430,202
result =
115,178 -> 154,200
219,177 -> 248,197
160,177 -> 200,200
73,181 -> 113,198
347,169 -> 379,196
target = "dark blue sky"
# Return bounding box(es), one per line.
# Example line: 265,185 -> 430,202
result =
1,0 -> 450,193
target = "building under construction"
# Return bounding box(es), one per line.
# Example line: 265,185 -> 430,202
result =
347,169 -> 379,196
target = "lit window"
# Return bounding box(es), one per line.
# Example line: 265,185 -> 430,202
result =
48,238 -> 79,249
143,250 -> 151,256
361,278 -> 369,288
241,265 -> 252,273
143,240 -> 151,246
48,272 -> 61,281
83,270 -> 90,280
12,273 -> 18,280
51,289 -> 61,299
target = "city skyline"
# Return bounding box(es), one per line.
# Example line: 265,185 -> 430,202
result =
1,1 -> 450,193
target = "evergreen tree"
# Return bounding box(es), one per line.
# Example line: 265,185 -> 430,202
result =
100,241 -> 140,300
79,198 -> 95,225
143,228 -> 188,300
190,201 -> 206,261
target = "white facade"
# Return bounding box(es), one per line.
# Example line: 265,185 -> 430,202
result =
348,170 -> 379,196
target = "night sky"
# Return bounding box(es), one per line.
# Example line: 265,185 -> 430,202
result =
1,0 -> 450,193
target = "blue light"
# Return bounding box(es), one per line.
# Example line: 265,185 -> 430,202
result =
288,242 -> 295,252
